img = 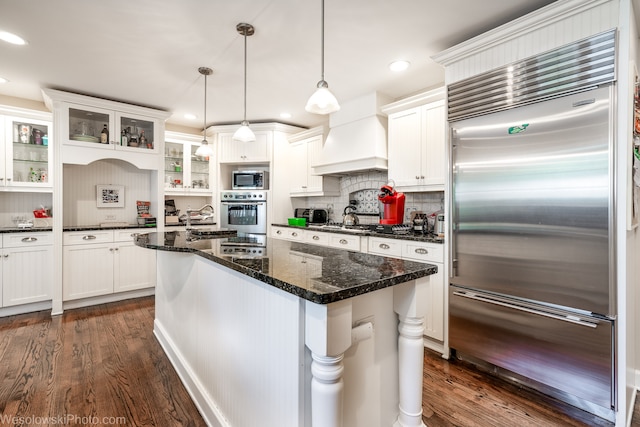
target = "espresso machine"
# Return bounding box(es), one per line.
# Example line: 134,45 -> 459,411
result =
377,184 -> 405,225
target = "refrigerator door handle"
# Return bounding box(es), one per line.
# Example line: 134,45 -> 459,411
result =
452,290 -> 598,328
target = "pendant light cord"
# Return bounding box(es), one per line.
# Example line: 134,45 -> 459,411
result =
203,72 -> 207,138
320,0 -> 325,82
243,30 -> 248,122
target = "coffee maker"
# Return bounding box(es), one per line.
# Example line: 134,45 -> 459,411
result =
378,184 -> 405,225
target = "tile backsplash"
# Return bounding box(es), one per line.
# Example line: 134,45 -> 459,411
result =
293,171 -> 444,223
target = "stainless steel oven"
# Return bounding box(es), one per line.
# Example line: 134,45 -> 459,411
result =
220,190 -> 267,234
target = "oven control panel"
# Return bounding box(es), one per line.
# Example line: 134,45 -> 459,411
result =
221,190 -> 267,201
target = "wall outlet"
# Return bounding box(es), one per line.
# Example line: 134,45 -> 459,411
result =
104,214 -> 116,220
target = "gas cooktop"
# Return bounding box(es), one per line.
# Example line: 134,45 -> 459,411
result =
307,223 -> 419,235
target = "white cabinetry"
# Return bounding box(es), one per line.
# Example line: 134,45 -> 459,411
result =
383,87 -> 446,192
272,226 -> 305,241
42,88 -> 169,170
2,232 -> 53,307
272,226 -> 363,252
0,108 -> 53,191
218,131 -> 271,164
287,127 -> 339,197
63,229 -> 155,301
164,131 -> 214,196
368,236 -> 444,342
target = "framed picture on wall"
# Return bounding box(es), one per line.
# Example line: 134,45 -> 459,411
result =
96,184 -> 125,208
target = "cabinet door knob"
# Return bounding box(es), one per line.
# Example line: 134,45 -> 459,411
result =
3,254 -> 8,258
6,178 -> 11,181
0,178 -> 3,181
420,175 -> 425,179
291,232 -> 298,237
415,248 -> 428,255
415,175 -> 420,179
379,243 -> 390,250
21,237 -> 38,243
276,230 -> 282,235
339,239 -> 348,245
312,235 -> 320,240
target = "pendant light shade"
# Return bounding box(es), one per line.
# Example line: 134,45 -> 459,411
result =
233,23 -> 256,142
195,66 -> 214,158
305,0 -> 340,115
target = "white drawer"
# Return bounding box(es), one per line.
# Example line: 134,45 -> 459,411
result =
64,230 -> 114,245
3,232 -> 53,248
115,228 -> 148,242
401,241 -> 444,263
367,237 -> 402,258
272,226 -> 304,241
328,234 -> 360,251
305,230 -> 330,246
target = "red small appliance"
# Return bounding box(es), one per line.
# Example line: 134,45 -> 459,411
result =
378,184 -> 405,225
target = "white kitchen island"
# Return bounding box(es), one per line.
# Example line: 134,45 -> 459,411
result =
136,231 -> 437,427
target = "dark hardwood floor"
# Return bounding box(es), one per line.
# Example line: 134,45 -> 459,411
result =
0,296 -> 206,427
0,296 -> 636,427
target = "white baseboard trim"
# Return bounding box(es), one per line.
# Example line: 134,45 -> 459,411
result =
62,288 -> 155,311
0,300 -> 52,317
153,319 -> 230,427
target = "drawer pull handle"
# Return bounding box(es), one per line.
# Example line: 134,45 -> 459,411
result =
415,248 -> 428,254
276,230 -> 282,235
3,254 -> 8,258
292,232 -> 298,237
83,235 -> 97,240
312,235 -> 320,240
339,239 -> 348,245
379,243 -> 390,250
21,237 -> 38,243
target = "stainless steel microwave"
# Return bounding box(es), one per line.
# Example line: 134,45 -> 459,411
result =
232,170 -> 268,190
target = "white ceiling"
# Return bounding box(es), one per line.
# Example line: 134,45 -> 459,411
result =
0,0 -> 557,131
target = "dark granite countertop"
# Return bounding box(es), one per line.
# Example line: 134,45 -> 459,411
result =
135,231 -> 437,305
271,223 -> 444,244
63,224 -> 157,232
0,227 -> 53,233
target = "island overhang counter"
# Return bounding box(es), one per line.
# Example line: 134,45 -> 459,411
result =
135,231 -> 437,427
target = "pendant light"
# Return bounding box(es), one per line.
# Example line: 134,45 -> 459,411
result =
233,23 -> 256,142
305,0 -> 340,115
195,67 -> 214,158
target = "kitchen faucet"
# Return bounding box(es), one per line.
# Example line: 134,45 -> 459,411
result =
185,204 -> 215,230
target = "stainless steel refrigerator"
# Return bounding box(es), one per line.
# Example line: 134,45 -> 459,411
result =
449,84 -> 616,420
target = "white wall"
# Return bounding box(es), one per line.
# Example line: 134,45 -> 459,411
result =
63,159 -> 152,226
0,192 -> 52,226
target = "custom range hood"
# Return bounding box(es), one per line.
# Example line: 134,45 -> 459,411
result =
312,92 -> 392,175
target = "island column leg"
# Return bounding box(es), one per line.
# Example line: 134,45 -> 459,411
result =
394,278 -> 428,427
310,353 -> 345,427
305,299 -> 353,427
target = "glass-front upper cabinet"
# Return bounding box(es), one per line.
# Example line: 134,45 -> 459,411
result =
42,88 -> 170,170
63,103 -> 157,154
1,115 -> 53,190
164,132 -> 213,196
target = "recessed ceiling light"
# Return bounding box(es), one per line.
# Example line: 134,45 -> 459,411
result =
389,60 -> 410,72
184,113 -> 197,120
0,77 -> 8,84
0,31 -> 27,46
280,112 -> 292,119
